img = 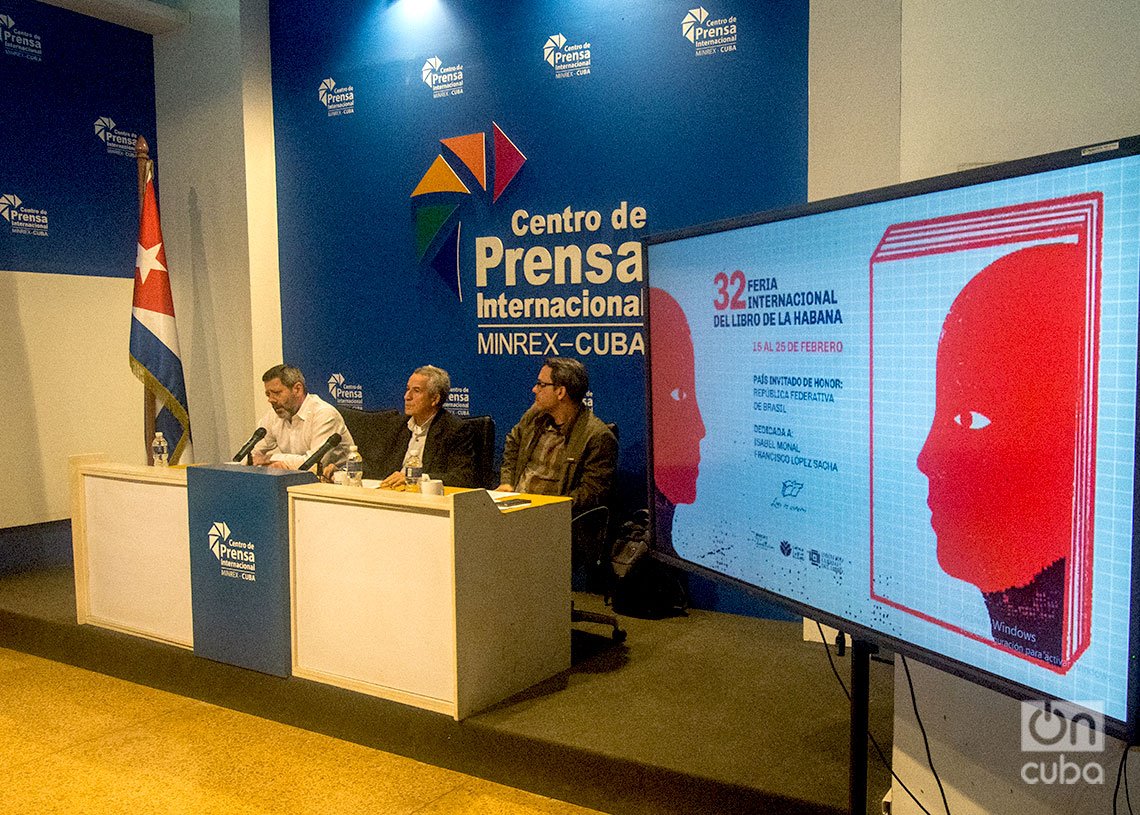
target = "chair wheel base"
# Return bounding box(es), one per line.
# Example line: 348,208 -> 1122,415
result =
572,604 -> 626,642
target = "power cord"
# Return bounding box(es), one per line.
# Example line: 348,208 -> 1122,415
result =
1114,743 -> 1136,815
1129,743 -> 1135,814
817,627 -> 1140,815
814,621 -> 934,815
900,655 -> 951,815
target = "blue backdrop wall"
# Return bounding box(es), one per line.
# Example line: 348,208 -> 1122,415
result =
0,0 -> 155,277
268,0 -> 809,512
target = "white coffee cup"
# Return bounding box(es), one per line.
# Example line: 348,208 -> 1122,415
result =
421,478 -> 444,496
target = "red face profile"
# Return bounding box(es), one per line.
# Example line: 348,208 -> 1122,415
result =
650,287 -> 706,505
916,242 -> 1087,593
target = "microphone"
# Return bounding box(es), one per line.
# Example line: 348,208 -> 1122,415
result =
233,427 -> 267,462
298,433 -> 342,473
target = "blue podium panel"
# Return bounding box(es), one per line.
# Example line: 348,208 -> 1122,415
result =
187,464 -> 316,676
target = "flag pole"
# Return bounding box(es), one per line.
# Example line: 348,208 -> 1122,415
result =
136,136 -> 157,462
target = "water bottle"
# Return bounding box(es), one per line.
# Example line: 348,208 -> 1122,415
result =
152,432 -> 169,467
404,452 -> 423,492
344,445 -> 363,487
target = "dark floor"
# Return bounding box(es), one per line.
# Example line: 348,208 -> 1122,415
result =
0,521 -> 894,815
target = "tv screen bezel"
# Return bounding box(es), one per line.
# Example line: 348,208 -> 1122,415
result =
642,134 -> 1140,742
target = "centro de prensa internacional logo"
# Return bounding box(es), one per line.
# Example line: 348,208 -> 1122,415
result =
543,33 -> 564,65
682,7 -> 708,41
0,194 -> 21,223
208,521 -> 230,560
327,373 -> 363,407
682,6 -> 738,56
421,56 -> 464,98
543,32 -> 591,79
408,122 -> 527,302
207,521 -> 256,580
2,13 -> 42,61
1,192 -> 48,237
94,116 -> 140,157
318,77 -> 355,116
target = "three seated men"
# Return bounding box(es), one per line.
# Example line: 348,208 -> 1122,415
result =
253,358 -> 617,510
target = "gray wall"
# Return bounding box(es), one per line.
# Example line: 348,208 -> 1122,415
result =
883,2 -> 1140,813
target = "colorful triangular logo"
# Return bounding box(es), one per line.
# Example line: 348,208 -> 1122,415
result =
411,123 -> 527,302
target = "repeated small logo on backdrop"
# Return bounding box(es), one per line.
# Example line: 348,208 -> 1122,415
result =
543,32 -> 591,79
207,521 -> 230,560
327,373 -> 363,408
208,521 -> 257,582
318,77 -> 355,116
445,385 -> 471,417
682,6 -> 738,57
1,193 -> 49,237
1,13 -> 42,61
421,56 -> 464,99
94,116 -> 141,157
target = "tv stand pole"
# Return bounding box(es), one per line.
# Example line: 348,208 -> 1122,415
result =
849,638 -> 874,815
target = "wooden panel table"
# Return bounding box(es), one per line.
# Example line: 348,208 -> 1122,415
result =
288,485 -> 571,719
69,455 -> 193,648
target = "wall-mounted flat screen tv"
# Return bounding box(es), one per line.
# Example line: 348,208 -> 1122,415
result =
644,136 -> 1140,738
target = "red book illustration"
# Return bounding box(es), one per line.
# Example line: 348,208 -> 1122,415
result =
870,193 -> 1103,673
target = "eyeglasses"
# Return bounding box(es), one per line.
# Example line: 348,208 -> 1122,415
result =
534,380 -> 556,389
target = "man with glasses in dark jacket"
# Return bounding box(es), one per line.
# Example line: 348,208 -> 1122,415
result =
497,356 -> 617,513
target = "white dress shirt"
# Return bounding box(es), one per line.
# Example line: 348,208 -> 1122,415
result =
252,393 -> 353,470
401,413 -> 435,470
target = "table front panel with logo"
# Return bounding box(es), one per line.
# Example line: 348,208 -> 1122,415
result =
187,464 -> 316,676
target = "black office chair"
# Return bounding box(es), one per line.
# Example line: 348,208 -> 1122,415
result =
463,415 -> 496,489
336,407 -> 404,480
571,504 -> 626,642
570,422 -> 625,642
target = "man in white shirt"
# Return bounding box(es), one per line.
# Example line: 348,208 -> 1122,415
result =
251,364 -> 353,471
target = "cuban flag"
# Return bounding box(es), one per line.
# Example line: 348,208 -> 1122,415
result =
129,168 -> 192,463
